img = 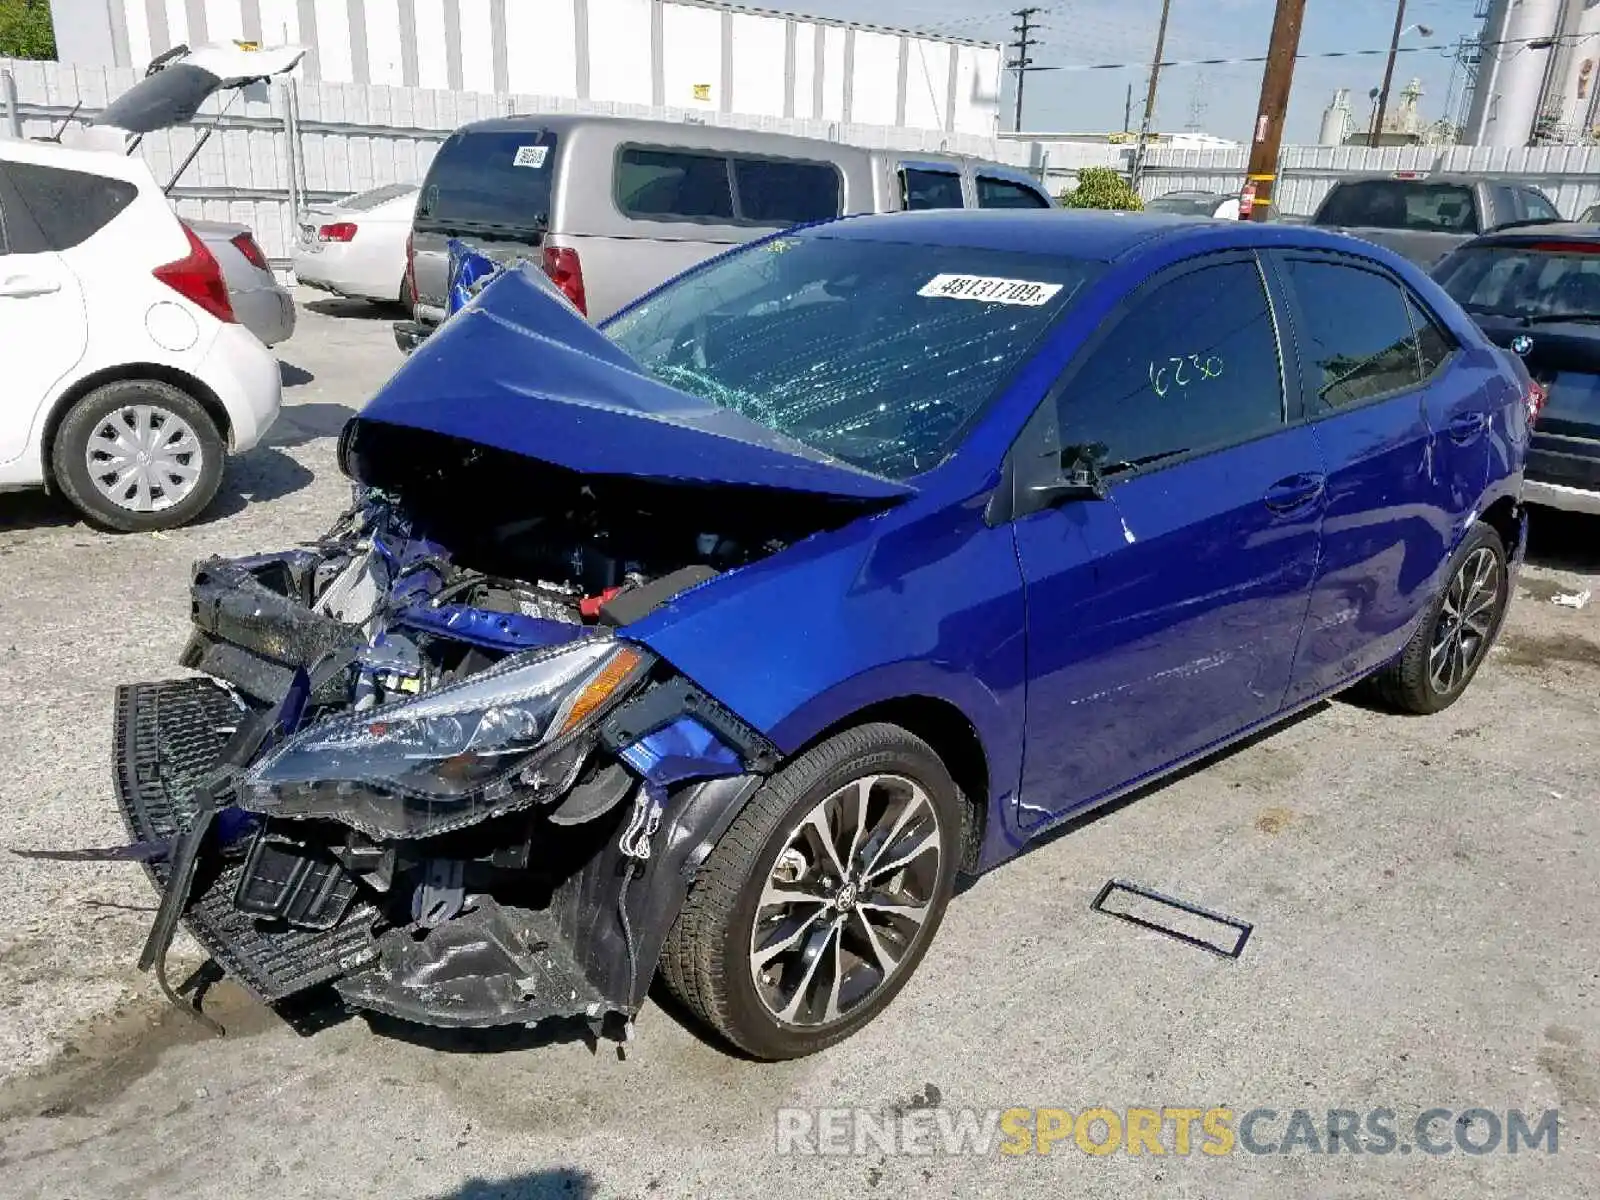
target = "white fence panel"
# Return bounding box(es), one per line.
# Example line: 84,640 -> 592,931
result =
1139,142 -> 1600,221
1,57 -> 1035,264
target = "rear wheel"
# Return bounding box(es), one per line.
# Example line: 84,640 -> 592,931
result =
1369,522 -> 1508,714
51,380 -> 225,532
660,723 -> 962,1060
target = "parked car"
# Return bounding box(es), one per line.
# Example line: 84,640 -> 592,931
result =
395,114 -> 1055,350
1145,190 -> 1241,220
191,218 -> 296,346
1310,174 -> 1562,269
1579,203 -> 1600,223
114,210 -> 1529,1060
292,183 -> 419,306
0,136 -> 281,530
1434,222 -> 1600,514
66,40 -> 306,347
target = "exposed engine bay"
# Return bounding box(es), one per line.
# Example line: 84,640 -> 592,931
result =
111,424 -> 886,1035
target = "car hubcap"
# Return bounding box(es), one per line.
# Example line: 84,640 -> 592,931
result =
749,774 -> 943,1029
85,405 -> 205,513
1430,546 -> 1500,694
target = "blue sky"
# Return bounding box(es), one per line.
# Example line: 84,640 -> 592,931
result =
792,0 -> 1484,142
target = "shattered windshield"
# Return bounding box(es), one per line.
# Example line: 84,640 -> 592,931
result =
603,233 -> 1099,479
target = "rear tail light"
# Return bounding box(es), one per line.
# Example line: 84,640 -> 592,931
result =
541,245 -> 588,316
1525,379 -> 1548,425
318,222 -> 358,243
230,231 -> 271,271
154,223 -> 236,324
405,231 -> 418,306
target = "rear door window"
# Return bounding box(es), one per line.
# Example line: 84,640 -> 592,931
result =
1406,295 -> 1456,378
1279,257 -> 1424,409
1318,181 -> 1478,233
900,167 -> 965,211
616,148 -> 734,221
731,158 -> 840,225
1055,259 -> 1286,467
416,128 -> 557,231
1518,189 -> 1561,223
976,175 -> 1050,209
2,162 -> 137,251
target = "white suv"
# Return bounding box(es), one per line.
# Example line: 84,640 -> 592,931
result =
0,137 -> 281,531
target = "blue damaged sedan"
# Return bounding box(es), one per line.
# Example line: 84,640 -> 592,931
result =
114,210 -> 1531,1060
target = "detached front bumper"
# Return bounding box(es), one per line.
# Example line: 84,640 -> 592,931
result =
114,676 -> 763,1030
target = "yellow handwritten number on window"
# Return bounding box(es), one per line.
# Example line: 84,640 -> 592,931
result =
1149,355 -> 1224,398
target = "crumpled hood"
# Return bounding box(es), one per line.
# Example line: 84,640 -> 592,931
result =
348,264 -> 916,502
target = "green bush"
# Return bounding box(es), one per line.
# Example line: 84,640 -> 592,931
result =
0,0 -> 56,60
1058,167 -> 1144,212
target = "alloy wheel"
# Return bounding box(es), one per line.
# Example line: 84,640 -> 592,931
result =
85,405 -> 206,513
1430,546 -> 1501,695
749,774 -> 944,1028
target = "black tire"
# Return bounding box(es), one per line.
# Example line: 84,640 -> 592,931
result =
51,380 -> 225,533
1368,521 -> 1509,714
397,271 -> 416,312
660,723 -> 963,1060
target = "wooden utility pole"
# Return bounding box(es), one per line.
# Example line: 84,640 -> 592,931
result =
1129,0 -> 1174,187
1008,8 -> 1045,132
1369,0 -> 1409,147
1244,0 -> 1308,221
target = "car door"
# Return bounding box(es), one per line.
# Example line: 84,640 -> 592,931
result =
0,161 -> 87,466
896,163 -> 965,211
1268,252 -> 1480,703
1009,253 -> 1326,828
974,172 -> 1052,209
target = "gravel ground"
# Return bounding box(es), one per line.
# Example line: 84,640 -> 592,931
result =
1,294 -> 1597,1198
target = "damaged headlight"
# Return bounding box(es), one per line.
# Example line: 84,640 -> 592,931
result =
240,638 -> 651,839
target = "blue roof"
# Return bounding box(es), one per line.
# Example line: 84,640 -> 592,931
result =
805,208 -> 1374,263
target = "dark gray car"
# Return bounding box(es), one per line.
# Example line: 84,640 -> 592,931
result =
1311,175 -> 1564,270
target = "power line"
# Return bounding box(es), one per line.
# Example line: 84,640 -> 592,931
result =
1007,7 -> 1046,131
1028,32 -> 1600,74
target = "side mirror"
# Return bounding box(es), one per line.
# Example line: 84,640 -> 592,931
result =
1029,445 -> 1109,506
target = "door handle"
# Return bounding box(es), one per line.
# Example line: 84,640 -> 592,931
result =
1264,473 -> 1326,513
1448,411 -> 1490,443
0,275 -> 61,299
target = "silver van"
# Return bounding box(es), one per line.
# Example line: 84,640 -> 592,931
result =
396,114 -> 1053,349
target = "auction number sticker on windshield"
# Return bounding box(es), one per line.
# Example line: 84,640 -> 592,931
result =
918,274 -> 1063,306
513,145 -> 549,169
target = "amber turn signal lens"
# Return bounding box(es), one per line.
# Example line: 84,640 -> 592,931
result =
555,647 -> 644,737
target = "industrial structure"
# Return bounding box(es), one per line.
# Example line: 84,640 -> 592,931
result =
45,0 -> 1004,136
1465,0 -> 1600,146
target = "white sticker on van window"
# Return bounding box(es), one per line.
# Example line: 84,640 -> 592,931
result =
917,274 -> 1063,305
513,145 -> 549,169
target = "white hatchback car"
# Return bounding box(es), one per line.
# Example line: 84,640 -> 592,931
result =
0,137 -> 281,531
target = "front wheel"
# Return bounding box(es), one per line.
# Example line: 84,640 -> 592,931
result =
51,380 -> 225,532
660,723 -> 963,1060
1369,521 -> 1509,714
